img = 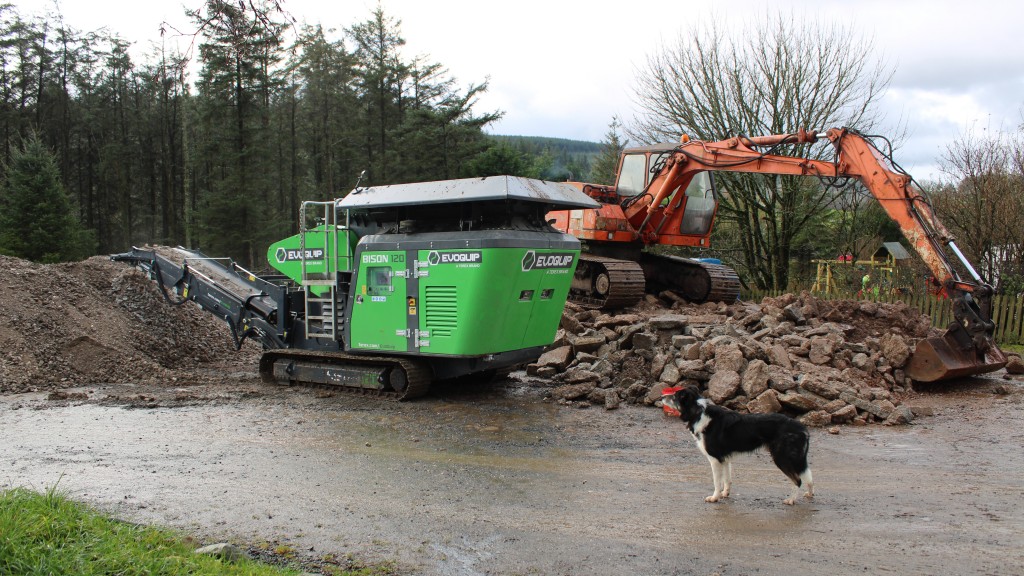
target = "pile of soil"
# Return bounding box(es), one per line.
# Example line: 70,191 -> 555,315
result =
0,255 -> 260,393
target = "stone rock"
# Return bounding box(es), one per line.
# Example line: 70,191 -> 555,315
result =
714,344 -> 748,374
527,364 -> 558,378
807,336 -> 835,365
777,389 -> 826,413
604,389 -> 621,410
875,398 -> 897,418
1005,355 -> 1024,375
676,359 -> 711,381
884,405 -> 914,425
560,312 -> 584,334
659,362 -> 681,384
195,543 -> 247,562
707,370 -> 742,404
800,376 -> 841,400
624,381 -> 649,401
649,314 -> 689,330
617,324 -> 644,348
851,352 -> 871,370
724,394 -> 749,411
767,365 -> 797,392
672,334 -> 698,349
682,342 -> 702,361
821,399 -> 847,413
783,303 -> 806,325
650,353 -> 667,380
550,383 -> 596,401
645,382 -> 669,405
747,389 -> 782,414
740,359 -> 770,398
571,335 -> 606,354
799,410 -> 832,427
591,358 -> 615,378
879,333 -> 911,368
536,346 -> 573,371
829,404 -> 858,423
840,391 -> 892,419
631,332 -> 658,351
564,369 -> 600,384
594,314 -> 641,329
766,343 -> 793,370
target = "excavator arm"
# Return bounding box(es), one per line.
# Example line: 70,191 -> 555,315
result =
634,127 -> 1006,382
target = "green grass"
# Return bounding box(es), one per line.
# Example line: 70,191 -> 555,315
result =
0,487 -> 302,575
1001,343 -> 1024,355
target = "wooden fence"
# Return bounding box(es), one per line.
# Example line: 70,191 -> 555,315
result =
740,289 -> 1024,345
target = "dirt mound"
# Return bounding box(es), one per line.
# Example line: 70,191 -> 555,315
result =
0,255 -> 260,393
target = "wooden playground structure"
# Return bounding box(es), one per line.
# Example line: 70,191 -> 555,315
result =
811,242 -> 914,297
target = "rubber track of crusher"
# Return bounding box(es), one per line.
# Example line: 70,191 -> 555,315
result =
570,254 -> 646,310
258,349 -> 432,400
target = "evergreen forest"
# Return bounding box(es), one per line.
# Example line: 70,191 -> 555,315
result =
0,1 -> 597,268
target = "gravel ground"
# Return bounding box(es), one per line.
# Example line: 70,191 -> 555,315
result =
3,375 -> 1023,576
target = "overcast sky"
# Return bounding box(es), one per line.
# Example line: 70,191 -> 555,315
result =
14,0 -> 1024,180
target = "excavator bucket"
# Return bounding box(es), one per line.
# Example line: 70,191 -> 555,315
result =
905,323 -> 1007,383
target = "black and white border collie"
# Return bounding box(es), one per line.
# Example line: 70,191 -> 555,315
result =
662,385 -> 814,505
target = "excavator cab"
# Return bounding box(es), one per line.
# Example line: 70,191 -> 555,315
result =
613,144 -> 719,237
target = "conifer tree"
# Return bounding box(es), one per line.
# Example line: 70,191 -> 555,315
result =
0,134 -> 95,262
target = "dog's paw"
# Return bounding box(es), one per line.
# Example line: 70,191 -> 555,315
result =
705,494 -> 721,503
783,497 -> 796,505
721,487 -> 730,498
804,491 -> 814,500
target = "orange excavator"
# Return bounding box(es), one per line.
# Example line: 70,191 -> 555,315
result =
547,127 -> 1006,382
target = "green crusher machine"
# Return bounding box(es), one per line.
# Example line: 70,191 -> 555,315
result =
114,176 -> 599,399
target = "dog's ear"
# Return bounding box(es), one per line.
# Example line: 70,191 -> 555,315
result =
679,385 -> 700,403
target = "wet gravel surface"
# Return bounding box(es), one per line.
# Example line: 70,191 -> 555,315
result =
3,377 -> 1024,575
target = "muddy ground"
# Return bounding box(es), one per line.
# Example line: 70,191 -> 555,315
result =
2,254 -> 1023,574
3,374 -> 1023,576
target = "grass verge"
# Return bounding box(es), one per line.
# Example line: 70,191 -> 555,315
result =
0,487 -> 393,575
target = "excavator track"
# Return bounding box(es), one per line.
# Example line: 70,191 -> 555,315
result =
639,253 -> 740,304
569,254 -> 646,309
259,349 -> 432,400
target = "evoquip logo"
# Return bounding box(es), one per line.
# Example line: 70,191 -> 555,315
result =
275,247 -> 325,263
521,250 -> 575,271
427,251 -> 483,265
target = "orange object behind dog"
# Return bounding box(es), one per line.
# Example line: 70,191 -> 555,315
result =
661,386 -> 684,416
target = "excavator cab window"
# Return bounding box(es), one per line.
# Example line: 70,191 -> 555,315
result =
678,172 -> 717,236
616,153 -> 648,197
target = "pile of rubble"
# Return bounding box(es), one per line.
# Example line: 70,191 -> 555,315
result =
526,292 -> 950,426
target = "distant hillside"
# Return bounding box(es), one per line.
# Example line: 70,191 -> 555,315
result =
489,135 -> 602,181
491,135 -> 602,154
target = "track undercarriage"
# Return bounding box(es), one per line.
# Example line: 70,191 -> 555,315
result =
259,349 -> 432,400
569,252 -> 740,310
